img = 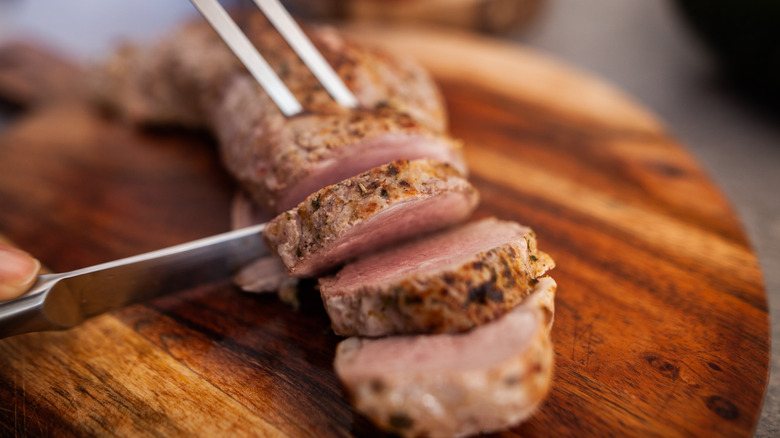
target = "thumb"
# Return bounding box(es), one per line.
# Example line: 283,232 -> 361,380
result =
0,244 -> 41,301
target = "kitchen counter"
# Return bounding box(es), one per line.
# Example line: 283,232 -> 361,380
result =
1,1 -> 777,436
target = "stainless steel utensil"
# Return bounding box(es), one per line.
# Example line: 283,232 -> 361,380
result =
189,0 -> 357,116
0,224 -> 267,339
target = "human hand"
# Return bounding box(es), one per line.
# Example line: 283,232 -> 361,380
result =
0,243 -> 41,301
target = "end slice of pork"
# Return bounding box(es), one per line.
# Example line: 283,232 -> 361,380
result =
319,218 -> 554,337
262,159 -> 479,278
333,279 -> 556,438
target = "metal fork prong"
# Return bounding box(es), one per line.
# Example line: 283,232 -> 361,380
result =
253,0 -> 358,109
189,0 -> 303,116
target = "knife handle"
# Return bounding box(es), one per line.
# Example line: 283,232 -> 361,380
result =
0,274 -> 69,338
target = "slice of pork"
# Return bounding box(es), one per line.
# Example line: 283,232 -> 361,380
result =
233,256 -> 292,292
262,159 -> 479,278
230,192 -> 297,293
333,279 -> 556,438
319,218 -> 554,337
216,79 -> 467,213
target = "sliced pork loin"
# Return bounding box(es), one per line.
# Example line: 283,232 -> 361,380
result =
334,278 -> 556,438
319,218 -> 554,337
262,159 -> 479,278
94,13 -> 465,214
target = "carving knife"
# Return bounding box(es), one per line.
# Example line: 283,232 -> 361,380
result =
0,224 -> 267,339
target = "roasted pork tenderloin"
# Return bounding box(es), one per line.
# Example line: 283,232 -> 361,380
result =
94,13 -> 558,437
94,14 -> 465,214
262,159 -> 479,278
334,277 -> 557,438
320,218 -> 554,336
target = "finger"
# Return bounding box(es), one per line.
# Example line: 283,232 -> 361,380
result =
0,243 -> 41,301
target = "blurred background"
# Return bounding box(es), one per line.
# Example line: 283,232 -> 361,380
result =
1,0 -> 778,435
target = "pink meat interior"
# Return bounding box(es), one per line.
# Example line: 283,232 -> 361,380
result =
277,133 -> 466,213
298,186 -> 476,277
321,219 -> 528,297
340,306 -> 539,375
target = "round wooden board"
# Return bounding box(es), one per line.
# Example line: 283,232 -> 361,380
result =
0,26 -> 769,437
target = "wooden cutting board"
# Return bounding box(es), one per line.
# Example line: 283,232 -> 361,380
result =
0,26 -> 768,437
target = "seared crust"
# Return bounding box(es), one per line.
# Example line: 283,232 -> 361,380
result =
321,221 -> 555,336
262,159 -> 478,277
334,283 -> 556,438
93,22 -> 238,128
95,16 -> 447,130
228,15 -> 449,131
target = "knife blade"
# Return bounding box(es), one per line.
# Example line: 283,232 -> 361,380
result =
0,224 -> 268,339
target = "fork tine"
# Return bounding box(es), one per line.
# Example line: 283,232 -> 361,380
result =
252,0 -> 358,109
190,0 -> 303,116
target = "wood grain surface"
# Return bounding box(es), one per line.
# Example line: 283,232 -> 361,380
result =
0,25 -> 769,437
